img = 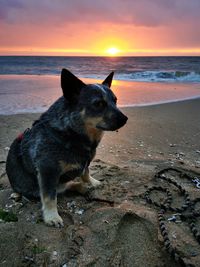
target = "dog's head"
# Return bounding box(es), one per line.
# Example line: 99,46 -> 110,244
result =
61,69 -> 128,132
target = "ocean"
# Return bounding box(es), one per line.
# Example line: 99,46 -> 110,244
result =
1,56 -> 200,82
0,56 -> 200,114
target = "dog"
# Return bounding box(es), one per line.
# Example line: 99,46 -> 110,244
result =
6,69 -> 128,227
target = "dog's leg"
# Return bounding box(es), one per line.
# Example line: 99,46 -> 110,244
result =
41,194 -> 63,227
57,181 -> 87,194
37,170 -> 63,227
81,167 -> 101,187
10,192 -> 22,201
57,167 -> 100,195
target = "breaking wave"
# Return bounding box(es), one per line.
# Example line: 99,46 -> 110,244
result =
1,56 -> 200,83
114,71 -> 200,82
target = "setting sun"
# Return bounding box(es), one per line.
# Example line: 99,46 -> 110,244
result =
106,47 -> 120,56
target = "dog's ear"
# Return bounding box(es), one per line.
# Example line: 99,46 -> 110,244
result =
102,72 -> 114,88
61,69 -> 86,102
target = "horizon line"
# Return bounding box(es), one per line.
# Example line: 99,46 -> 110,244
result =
0,54 -> 200,57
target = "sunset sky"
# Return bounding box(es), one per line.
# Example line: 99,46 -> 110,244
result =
1,0 -> 200,56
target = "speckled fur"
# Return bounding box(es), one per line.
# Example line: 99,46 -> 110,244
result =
6,69 -> 128,226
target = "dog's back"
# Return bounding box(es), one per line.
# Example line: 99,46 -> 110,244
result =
6,95 -> 98,199
6,137 -> 40,199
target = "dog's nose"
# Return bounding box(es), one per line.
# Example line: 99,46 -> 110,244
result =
118,113 -> 128,128
123,114 -> 128,124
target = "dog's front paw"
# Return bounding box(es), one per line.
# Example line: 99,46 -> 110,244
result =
43,210 -> 64,228
10,192 -> 22,202
89,176 -> 101,187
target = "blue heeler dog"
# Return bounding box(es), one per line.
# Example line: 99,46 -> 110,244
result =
6,69 -> 128,227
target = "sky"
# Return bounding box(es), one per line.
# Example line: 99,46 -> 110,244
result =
0,0 -> 200,56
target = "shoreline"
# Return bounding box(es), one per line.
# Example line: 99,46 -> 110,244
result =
2,73 -> 200,83
0,95 -> 200,117
120,94 -> 200,108
0,74 -> 200,115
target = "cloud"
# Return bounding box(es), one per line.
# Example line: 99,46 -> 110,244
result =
0,0 -> 23,20
1,0 -> 200,27
0,0 -> 200,54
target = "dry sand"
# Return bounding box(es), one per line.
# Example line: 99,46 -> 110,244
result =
0,99 -> 200,266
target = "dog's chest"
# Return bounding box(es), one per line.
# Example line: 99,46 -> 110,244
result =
58,143 -> 97,180
84,126 -> 104,145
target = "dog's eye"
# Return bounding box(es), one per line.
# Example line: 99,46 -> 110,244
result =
93,100 -> 106,109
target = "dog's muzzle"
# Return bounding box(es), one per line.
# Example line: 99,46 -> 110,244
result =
97,109 -> 128,131
116,112 -> 128,129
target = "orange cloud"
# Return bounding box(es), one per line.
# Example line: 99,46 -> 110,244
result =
0,0 -> 200,56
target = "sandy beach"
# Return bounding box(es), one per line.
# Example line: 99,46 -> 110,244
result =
0,99 -> 200,266
1,0 -> 200,265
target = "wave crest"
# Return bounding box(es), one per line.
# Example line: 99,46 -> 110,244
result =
114,71 -> 200,82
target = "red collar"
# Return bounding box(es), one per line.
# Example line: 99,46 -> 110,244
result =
17,133 -> 24,141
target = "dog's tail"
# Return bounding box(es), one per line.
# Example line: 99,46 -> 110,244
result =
6,138 -> 40,199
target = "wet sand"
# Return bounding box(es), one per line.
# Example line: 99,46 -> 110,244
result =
0,74 -> 200,114
0,99 -> 200,266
